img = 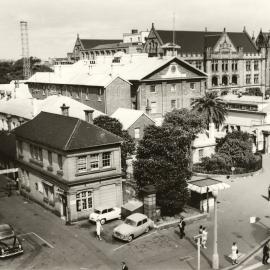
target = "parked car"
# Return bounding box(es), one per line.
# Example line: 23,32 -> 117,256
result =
89,206 -> 121,225
0,224 -> 23,258
113,213 -> 154,242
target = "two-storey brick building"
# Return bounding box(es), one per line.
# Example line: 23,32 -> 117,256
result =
14,110 -> 123,222
27,54 -> 207,122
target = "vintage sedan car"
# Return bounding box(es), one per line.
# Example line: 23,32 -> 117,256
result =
89,206 -> 121,224
113,213 -> 154,242
0,224 -> 23,258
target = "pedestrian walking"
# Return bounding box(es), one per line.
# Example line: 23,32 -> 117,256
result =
96,218 -> 103,240
201,227 -> 208,249
121,261 -> 128,270
178,216 -> 186,239
231,242 -> 238,265
268,185 -> 270,201
262,241 -> 269,264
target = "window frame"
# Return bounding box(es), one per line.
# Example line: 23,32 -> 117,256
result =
76,190 -> 93,212
150,85 -> 156,93
102,152 -> 111,168
77,155 -> 87,173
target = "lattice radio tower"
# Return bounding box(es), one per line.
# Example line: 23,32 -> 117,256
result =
20,21 -> 31,79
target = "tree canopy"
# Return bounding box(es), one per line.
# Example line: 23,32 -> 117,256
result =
0,57 -> 52,83
134,109 -> 206,216
191,91 -> 227,127
93,115 -> 135,173
198,131 -> 261,173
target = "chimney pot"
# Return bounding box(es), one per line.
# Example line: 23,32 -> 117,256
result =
84,109 -> 94,124
60,103 -> 69,116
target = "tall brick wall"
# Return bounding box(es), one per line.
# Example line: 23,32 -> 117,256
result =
105,78 -> 132,115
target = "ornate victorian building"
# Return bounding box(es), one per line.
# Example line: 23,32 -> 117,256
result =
144,24 -> 265,95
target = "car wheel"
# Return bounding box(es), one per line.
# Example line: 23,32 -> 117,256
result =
145,227 -> 150,233
100,219 -> 106,225
127,235 -> 133,242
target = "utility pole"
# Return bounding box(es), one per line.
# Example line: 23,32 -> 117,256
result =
20,21 -> 31,80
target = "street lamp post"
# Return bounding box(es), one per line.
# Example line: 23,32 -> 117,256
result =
212,189 -> 219,269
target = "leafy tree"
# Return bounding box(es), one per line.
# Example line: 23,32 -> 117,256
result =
93,115 -> 135,173
133,109 -> 206,216
0,57 -> 52,83
191,91 -> 227,127
199,131 -> 261,172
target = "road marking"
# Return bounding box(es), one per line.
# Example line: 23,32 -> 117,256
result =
18,232 -> 54,249
113,231 -> 157,252
241,262 -> 263,270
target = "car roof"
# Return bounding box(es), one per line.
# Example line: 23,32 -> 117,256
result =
94,206 -> 115,211
0,224 -> 15,240
126,213 -> 147,222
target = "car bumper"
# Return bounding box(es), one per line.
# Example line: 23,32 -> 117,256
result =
0,249 -> 23,258
113,232 -> 129,241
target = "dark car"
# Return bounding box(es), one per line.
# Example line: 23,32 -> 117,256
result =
0,224 -> 23,258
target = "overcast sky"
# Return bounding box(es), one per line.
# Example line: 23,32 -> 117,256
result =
1,0 -> 270,60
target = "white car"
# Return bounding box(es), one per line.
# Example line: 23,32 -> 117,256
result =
113,213 -> 154,242
89,206 -> 121,225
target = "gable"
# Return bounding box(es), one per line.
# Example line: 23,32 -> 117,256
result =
213,33 -> 237,53
143,29 -> 163,54
73,37 -> 84,53
142,58 -> 207,81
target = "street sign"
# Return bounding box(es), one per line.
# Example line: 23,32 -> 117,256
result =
0,168 -> 18,174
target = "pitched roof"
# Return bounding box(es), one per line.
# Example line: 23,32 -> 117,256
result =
111,108 -> 155,130
91,42 -> 131,50
27,54 -> 206,87
80,39 -> 122,50
0,131 -> 16,159
0,95 -> 104,121
156,30 -> 258,53
14,112 -> 122,151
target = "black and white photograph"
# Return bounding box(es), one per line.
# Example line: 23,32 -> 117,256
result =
0,0 -> 270,269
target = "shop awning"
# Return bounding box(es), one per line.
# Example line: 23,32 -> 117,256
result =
188,177 -> 230,194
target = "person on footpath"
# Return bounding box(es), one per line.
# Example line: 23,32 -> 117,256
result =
121,262 -> 128,270
262,241 -> 269,264
178,216 -> 186,239
231,242 -> 238,265
201,227 -> 208,249
96,218 -> 103,241
268,185 -> 270,201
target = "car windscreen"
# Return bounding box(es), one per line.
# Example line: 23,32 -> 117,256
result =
0,237 -> 18,248
94,209 -> 101,214
124,218 -> 136,226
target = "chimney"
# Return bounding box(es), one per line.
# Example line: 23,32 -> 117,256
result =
145,99 -> 151,115
205,27 -> 208,32
61,103 -> 69,116
6,114 -> 12,132
18,117 -> 24,126
131,29 -> 138,34
84,109 -> 94,124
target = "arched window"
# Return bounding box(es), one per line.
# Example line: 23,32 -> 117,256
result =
222,75 -> 228,85
212,76 -> 218,86
232,75 -> 237,85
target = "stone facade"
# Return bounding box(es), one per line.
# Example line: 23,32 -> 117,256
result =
15,112 -> 123,222
144,24 -> 265,96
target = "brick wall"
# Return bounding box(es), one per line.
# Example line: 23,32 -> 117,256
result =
105,77 -> 132,115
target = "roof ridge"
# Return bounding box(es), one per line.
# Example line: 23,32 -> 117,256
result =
64,119 -> 81,150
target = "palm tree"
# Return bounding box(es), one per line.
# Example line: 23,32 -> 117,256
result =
191,91 -> 227,128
